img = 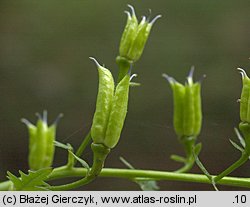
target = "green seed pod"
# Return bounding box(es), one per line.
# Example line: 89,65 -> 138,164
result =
239,122 -> 250,153
163,68 -> 203,138
119,5 -> 138,58
238,68 -> 250,153
193,83 -> 202,135
171,80 -> 185,137
183,82 -> 195,136
90,57 -> 115,144
126,16 -> 147,62
238,68 -> 250,123
90,58 -> 134,149
104,74 -> 130,148
127,16 -> 160,62
118,5 -> 161,62
21,111 -> 62,170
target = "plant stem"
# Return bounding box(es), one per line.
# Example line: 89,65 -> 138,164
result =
51,168 -> 250,188
214,152 -> 249,182
1,167 -> 250,191
74,131 -> 91,161
116,56 -> 132,82
48,143 -> 110,190
174,157 -> 194,173
174,136 -> 196,173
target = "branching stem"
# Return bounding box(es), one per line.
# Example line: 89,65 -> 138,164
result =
214,152 -> 249,182
1,167 -> 250,191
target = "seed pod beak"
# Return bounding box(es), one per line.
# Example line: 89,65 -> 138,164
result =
149,14 -> 162,25
237,68 -> 248,79
42,110 -> 48,123
89,57 -> 102,68
187,66 -> 195,85
130,73 -> 138,81
162,73 -> 176,86
124,11 -> 131,20
53,113 -> 64,126
21,118 -> 34,128
127,4 -> 136,18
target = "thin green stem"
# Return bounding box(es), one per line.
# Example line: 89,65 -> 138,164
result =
49,143 -> 110,190
214,152 -> 249,182
116,56 -> 132,82
174,156 -> 194,173
174,136 -> 196,173
74,131 -> 91,162
51,168 -> 250,188
1,167 -> 250,191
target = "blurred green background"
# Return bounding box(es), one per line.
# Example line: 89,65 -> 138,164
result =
0,0 -> 250,190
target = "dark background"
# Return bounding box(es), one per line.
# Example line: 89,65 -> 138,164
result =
0,0 -> 250,190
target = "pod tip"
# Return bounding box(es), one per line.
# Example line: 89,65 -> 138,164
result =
53,113 -> 64,126
127,4 -> 135,17
89,57 -> 101,68
21,118 -> 33,127
162,73 -> 175,84
150,14 -> 162,25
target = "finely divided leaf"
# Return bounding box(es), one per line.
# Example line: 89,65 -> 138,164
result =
54,140 -> 72,150
134,179 -> 159,191
170,154 -> 187,163
194,143 -> 202,155
7,171 -> 22,190
129,82 -> 141,87
234,128 -> 246,148
7,168 -> 52,191
54,140 -> 89,170
229,139 -> 244,152
68,151 -> 90,172
192,149 -> 218,191
120,156 -> 159,191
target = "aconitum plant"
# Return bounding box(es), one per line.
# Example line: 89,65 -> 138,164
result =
0,5 -> 250,191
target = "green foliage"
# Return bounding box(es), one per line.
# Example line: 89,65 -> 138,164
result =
68,151 -> 90,171
135,179 -> 160,191
7,168 -> 52,191
170,154 -> 187,163
0,4 -> 250,192
229,139 -> 244,152
54,140 -> 90,170
120,157 -> 159,191
193,149 -> 218,191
